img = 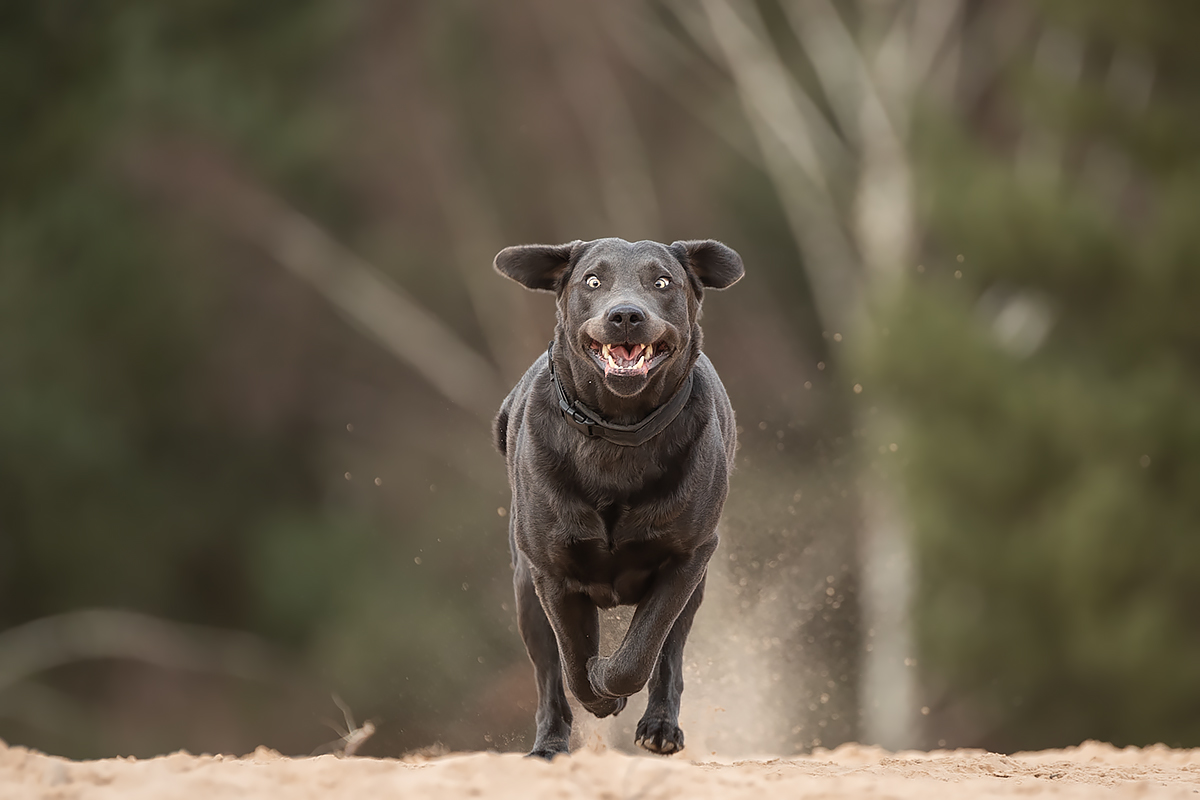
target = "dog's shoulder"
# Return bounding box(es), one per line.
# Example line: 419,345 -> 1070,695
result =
690,353 -> 725,402
494,350 -> 552,456
689,352 -> 737,466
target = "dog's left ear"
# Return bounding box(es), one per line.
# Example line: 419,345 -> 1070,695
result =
494,241 -> 583,293
670,240 -> 745,290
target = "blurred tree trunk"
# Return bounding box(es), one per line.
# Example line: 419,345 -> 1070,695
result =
639,0 -> 965,748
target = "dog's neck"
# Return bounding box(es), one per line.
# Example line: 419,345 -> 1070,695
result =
550,327 -> 701,427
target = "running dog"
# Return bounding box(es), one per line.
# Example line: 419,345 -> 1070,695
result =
493,237 -> 743,758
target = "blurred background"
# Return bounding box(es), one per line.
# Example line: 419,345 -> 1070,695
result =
2,0 -> 1198,760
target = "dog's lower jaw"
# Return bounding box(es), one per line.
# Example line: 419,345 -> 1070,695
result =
601,371 -> 651,399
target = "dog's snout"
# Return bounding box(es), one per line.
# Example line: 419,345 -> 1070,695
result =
607,305 -> 646,335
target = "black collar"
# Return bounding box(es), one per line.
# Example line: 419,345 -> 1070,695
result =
547,341 -> 693,447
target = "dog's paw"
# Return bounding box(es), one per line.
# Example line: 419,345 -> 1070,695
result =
635,717 -> 684,755
526,739 -> 570,760
587,655 -> 647,699
587,655 -> 635,699
586,656 -> 612,696
580,694 -> 627,719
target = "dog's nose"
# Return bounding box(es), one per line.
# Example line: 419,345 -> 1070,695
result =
607,305 -> 646,333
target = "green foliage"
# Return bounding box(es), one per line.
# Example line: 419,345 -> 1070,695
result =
874,0 -> 1200,749
0,3 -> 346,627
8,0 -> 1198,761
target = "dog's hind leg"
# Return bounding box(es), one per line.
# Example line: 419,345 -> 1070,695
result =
514,555 -> 573,759
635,572 -> 706,755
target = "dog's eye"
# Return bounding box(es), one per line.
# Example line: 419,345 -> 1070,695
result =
654,277 -> 670,289
585,275 -> 601,289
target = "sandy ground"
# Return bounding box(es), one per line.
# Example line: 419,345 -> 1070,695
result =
7,738 -> 1200,800
5,739 -> 1200,799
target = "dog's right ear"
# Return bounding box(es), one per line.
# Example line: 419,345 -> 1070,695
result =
493,241 -> 583,293
670,239 -> 744,290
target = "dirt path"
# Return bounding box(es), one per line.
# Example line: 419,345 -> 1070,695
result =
4,738 -> 1199,799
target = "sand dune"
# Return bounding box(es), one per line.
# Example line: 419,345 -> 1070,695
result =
4,738 -> 1199,799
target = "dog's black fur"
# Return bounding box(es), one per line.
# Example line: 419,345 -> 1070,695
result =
493,237 -> 743,759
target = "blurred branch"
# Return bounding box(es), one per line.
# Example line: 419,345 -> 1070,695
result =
781,0 -> 904,142
536,0 -> 663,239
1078,49 -> 1154,212
415,102 -> 541,380
124,142 -> 505,425
601,4 -> 763,168
690,0 -> 863,333
0,609 -> 285,694
783,0 -> 873,144
1017,25 -> 1084,188
688,0 -> 850,195
954,3 -> 1037,110
779,0 -> 915,289
906,0 -> 965,98
255,202 -> 504,424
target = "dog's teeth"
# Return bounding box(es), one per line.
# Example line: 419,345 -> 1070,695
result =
646,343 -> 654,358
603,343 -> 611,357
606,353 -> 617,369
635,356 -> 645,369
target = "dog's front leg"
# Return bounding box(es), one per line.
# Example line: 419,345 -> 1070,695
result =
587,537 -> 717,701
636,572 -> 705,755
532,573 -> 628,719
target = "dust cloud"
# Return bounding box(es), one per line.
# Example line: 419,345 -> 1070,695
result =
579,447 -> 863,758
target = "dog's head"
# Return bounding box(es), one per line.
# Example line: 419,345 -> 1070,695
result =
494,238 -> 743,399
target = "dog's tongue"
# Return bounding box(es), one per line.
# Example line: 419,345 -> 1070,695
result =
601,342 -> 651,376
612,344 -> 642,362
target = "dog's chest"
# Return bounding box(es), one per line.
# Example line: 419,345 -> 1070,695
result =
559,436 -> 701,544
556,535 -> 677,608
569,438 -> 668,494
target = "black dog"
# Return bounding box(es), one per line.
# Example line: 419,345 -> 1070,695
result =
493,237 -> 743,759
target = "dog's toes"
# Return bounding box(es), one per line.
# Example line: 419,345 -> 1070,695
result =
635,717 -> 684,756
581,695 -> 626,719
586,656 -> 610,694
526,740 -> 570,761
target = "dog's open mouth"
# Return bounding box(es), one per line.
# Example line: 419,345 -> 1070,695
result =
588,340 -> 671,376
